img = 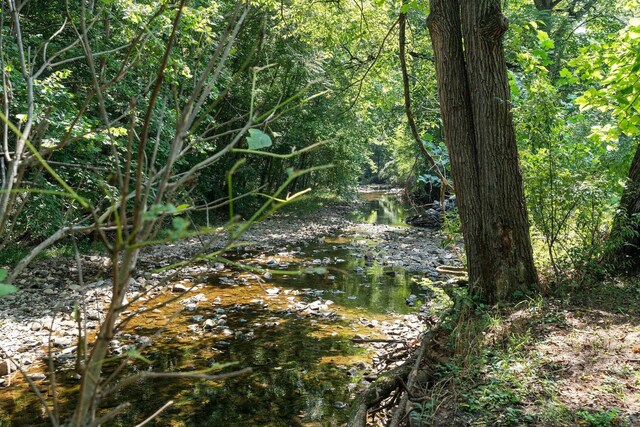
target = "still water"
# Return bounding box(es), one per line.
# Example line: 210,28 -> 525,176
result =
2,191 -> 429,426
350,190 -> 419,226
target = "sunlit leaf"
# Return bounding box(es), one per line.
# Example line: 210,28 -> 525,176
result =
246,129 -> 272,150
127,349 -> 153,364
0,284 -> 17,297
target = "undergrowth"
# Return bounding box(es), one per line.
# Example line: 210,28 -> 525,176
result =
410,278 -> 640,427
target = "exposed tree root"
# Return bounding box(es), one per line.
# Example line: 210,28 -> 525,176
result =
347,312 -> 453,427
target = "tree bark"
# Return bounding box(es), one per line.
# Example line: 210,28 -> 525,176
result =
428,0 -> 538,303
533,0 -> 562,10
610,142 -> 640,271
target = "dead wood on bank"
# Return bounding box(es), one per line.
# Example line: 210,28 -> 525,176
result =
347,312 -> 452,427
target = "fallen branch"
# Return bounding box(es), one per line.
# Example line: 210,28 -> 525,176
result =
352,338 -> 406,344
436,265 -> 467,276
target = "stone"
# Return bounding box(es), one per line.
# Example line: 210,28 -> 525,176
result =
34,270 -> 49,278
172,283 -> 188,292
29,373 -> 46,381
203,319 -> 216,330
53,336 -> 73,347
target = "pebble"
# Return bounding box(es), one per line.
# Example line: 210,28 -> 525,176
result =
0,360 -> 17,376
53,336 -> 73,347
34,270 -> 49,278
172,283 -> 188,292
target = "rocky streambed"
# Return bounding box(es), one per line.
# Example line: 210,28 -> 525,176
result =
0,190 -> 462,425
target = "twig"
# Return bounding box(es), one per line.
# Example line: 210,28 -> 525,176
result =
134,400 -> 174,427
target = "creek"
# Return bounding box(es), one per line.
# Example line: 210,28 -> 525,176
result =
1,190 -> 449,426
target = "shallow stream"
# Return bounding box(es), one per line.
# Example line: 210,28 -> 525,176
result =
2,191 -> 440,426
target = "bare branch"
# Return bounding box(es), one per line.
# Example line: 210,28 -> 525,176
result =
134,400 -> 174,427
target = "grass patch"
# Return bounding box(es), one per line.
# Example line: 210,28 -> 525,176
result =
414,283 -> 640,426
0,237 -> 107,269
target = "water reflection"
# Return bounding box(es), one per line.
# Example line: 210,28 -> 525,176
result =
1,192 -> 429,427
111,313 -> 358,426
265,243 -> 424,315
350,191 -> 418,226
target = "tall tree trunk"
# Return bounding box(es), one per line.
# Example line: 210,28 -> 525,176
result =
533,0 -> 562,10
428,0 -> 538,303
610,142 -> 640,271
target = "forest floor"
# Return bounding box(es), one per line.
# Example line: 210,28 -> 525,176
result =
416,278 -> 640,427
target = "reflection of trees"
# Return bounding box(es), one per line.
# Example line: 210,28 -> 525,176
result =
193,315 -> 355,425
104,312 -> 356,426
376,195 -> 405,225
353,193 -> 412,225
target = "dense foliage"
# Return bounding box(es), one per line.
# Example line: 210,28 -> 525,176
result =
0,0 -> 637,276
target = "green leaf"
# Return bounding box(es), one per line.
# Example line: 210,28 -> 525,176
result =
172,217 -> 189,232
0,284 -> 17,297
537,30 -> 555,51
559,68 -> 572,78
127,349 -> 153,364
286,167 -> 295,178
246,129 -> 272,150
631,53 -> 640,73
0,269 -> 7,282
